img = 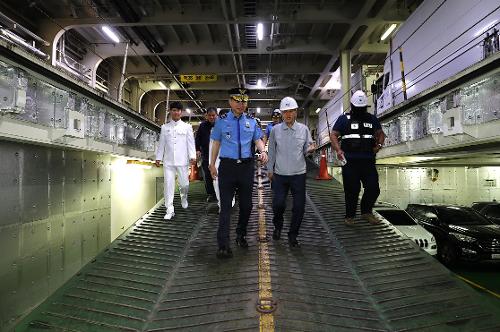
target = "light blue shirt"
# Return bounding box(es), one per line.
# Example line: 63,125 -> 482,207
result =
268,121 -> 313,175
211,111 -> 262,159
265,123 -> 274,137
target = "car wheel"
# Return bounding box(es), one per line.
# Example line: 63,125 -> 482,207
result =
438,241 -> 457,266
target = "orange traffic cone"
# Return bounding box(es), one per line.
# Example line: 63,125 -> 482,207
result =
316,150 -> 332,180
189,163 -> 201,181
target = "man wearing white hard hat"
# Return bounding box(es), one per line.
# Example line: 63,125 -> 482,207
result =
330,90 -> 385,225
263,109 -> 282,146
267,96 -> 315,247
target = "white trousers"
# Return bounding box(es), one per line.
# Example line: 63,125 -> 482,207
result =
163,165 -> 190,212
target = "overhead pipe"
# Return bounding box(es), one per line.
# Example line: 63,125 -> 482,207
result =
118,41 -> 129,102
220,0 -> 242,87
109,0 -> 203,111
0,27 -> 49,60
229,0 -> 246,86
0,11 -> 50,46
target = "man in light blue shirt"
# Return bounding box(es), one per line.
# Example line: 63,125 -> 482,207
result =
263,109 -> 281,146
267,97 -> 315,247
209,88 -> 268,258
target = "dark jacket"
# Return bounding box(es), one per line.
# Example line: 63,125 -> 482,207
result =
195,120 -> 214,160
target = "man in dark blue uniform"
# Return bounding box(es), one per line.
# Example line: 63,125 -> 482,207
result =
209,88 -> 268,258
195,107 -> 217,201
263,109 -> 281,146
330,90 -> 386,225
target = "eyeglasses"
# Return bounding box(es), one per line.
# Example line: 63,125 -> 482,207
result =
230,95 -> 249,103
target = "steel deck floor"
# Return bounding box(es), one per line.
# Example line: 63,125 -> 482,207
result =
17,166 -> 500,332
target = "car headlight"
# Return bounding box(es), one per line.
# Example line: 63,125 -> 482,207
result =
450,232 -> 476,243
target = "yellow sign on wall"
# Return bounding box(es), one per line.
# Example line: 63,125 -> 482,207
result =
180,74 -> 217,83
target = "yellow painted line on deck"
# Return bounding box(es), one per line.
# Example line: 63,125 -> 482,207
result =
457,275 -> 500,299
257,165 -> 275,332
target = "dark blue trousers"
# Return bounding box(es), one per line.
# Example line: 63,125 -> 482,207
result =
201,159 -> 215,197
272,173 -> 306,240
217,159 -> 254,249
341,158 -> 380,218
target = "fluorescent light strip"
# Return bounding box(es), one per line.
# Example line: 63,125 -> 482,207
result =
315,108 -> 321,114
381,24 -> 397,41
102,25 -> 120,43
257,23 -> 264,41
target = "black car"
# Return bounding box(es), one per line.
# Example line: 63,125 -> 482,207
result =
406,204 -> 500,266
471,201 -> 500,225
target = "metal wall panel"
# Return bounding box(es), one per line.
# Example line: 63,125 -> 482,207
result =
20,146 -> 49,223
379,166 -> 500,208
62,213 -> 82,279
15,76 -> 37,123
97,208 -> 111,250
97,156 -> 111,210
36,81 -> 56,127
54,87 -> 69,129
81,211 -> 99,263
48,150 -> 65,216
84,101 -> 99,138
82,152 -> 99,212
63,150 -> 82,213
0,143 -> 21,226
0,62 -> 27,114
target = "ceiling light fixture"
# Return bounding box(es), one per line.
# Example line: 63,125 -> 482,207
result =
158,81 -> 167,89
186,108 -> 191,114
257,107 -> 261,114
102,25 -> 120,43
257,79 -> 262,88
257,23 -> 264,40
315,108 -> 321,114
381,23 -> 397,41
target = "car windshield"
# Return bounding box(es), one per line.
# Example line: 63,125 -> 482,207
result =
484,205 -> 500,218
436,207 -> 492,225
377,210 -> 417,225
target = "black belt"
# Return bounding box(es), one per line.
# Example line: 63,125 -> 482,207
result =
220,157 -> 253,164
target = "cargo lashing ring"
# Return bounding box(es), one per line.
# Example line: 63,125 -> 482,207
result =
256,297 -> 277,313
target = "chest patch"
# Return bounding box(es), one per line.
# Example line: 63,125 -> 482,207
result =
350,123 -> 359,130
245,121 -> 250,128
363,123 -> 373,128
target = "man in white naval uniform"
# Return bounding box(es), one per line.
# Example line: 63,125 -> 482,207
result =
155,102 -> 196,220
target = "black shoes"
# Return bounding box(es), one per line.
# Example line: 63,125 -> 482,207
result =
272,228 -> 281,240
288,237 -> 300,247
216,247 -> 233,259
206,195 -> 217,202
235,235 -> 249,248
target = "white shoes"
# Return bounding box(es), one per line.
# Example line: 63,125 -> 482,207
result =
181,196 -> 188,209
164,207 -> 175,220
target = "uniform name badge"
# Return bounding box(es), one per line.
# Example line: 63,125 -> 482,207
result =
225,132 -> 231,139
363,123 -> 373,128
245,121 -> 250,128
351,123 -> 359,129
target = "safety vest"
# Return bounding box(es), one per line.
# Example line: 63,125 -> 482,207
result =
340,113 -> 376,153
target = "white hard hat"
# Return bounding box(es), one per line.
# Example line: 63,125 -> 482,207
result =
280,97 -> 298,111
272,109 -> 281,117
350,90 -> 368,107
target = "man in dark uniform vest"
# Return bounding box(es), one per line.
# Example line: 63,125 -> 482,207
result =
330,90 -> 386,225
209,88 -> 268,258
195,107 -> 217,202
